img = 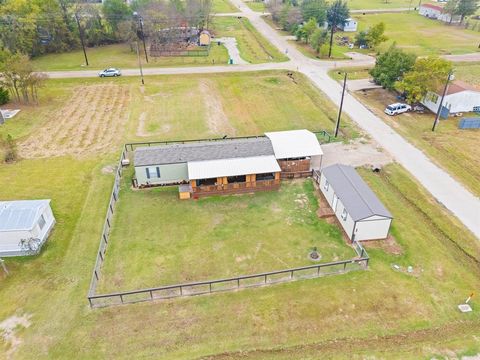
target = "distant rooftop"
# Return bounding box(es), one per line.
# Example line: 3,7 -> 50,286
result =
0,200 -> 51,232
322,164 -> 392,221
134,137 -> 275,167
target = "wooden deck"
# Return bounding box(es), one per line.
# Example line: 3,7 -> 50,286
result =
192,179 -> 280,198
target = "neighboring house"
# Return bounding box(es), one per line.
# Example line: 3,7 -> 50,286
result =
319,164 -> 393,241
0,200 -> 55,256
339,18 -> 358,32
199,30 -> 211,46
133,129 -> 323,198
419,3 -> 460,23
422,80 -> 480,114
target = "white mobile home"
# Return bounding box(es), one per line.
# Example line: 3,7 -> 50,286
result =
0,200 -> 55,256
339,18 -> 358,32
319,164 -> 393,241
422,80 -> 480,114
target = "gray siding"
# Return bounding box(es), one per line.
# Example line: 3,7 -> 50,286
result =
135,163 -> 189,186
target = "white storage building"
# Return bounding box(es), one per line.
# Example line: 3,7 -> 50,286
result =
422,80 -> 480,114
0,200 -> 55,256
319,164 -> 393,241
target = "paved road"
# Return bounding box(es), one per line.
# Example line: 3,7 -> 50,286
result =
43,1 -> 480,237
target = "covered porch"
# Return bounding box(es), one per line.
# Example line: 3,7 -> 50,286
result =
182,156 -> 282,199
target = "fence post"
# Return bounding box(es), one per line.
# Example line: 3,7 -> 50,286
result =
88,297 -> 93,308
120,294 -> 124,303
360,248 -> 364,258
237,278 -> 240,288
180,286 -> 183,295
264,274 -> 267,283
149,290 -> 153,300
94,270 -> 98,280
343,262 -> 347,271
209,283 -> 212,293
291,270 -> 294,279
317,266 -> 321,276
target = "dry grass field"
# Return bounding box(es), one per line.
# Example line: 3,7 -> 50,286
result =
19,84 -> 131,158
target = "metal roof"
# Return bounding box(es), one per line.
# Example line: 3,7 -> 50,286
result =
188,155 -> 281,180
265,130 -> 323,159
322,164 -> 392,221
0,200 -> 51,232
134,137 -> 274,166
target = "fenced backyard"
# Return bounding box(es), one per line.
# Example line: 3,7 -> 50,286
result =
87,130 -> 369,308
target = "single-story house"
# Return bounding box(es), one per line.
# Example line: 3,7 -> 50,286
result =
419,3 -> 461,23
319,164 -> 393,241
265,129 -> 323,177
133,129 -> 323,198
339,18 -> 358,32
422,80 -> 480,114
0,200 -> 55,256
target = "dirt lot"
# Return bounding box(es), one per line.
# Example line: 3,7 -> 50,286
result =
19,84 -> 131,158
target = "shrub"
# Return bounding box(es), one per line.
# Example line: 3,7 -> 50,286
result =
0,87 -> 9,105
2,134 -> 17,163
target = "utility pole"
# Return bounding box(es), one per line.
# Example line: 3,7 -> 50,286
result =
136,41 -> 145,85
328,4 -> 337,58
432,70 -> 453,132
134,12 -> 148,63
74,12 -> 89,66
335,72 -> 347,137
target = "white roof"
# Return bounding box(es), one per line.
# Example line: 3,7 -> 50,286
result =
0,200 -> 51,232
265,129 -> 323,159
188,156 -> 281,180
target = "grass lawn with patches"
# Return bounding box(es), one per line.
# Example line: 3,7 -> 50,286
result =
212,0 -> 239,13
211,17 -> 288,63
353,13 -> 480,55
245,0 -> 266,12
354,88 -> 480,196
345,0 -> 413,9
97,178 -> 354,292
328,66 -> 372,81
455,62 -> 480,86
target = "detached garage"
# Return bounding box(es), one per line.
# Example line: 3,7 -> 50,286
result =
319,164 -> 393,241
0,200 -> 56,256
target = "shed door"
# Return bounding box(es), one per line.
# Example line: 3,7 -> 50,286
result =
332,194 -> 338,211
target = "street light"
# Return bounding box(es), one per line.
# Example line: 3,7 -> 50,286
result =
432,70 -> 454,132
334,71 -> 348,138
133,11 -> 148,63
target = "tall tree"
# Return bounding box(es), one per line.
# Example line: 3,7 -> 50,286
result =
103,0 -> 133,34
456,0 -> 478,23
326,0 -> 349,58
396,57 -> 453,103
370,43 -> 416,90
303,18 -> 318,43
300,0 -> 327,25
309,28 -> 327,55
444,0 -> 460,24
365,22 -> 387,48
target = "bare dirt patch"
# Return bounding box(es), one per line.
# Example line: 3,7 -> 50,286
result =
0,314 -> 31,359
19,84 -> 131,158
363,235 -> 403,255
199,80 -> 236,137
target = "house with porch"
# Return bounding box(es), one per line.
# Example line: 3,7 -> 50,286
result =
422,80 -> 480,115
133,129 -> 323,198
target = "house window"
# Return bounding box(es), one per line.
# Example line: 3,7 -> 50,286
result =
341,208 -> 348,221
324,180 -> 329,191
427,92 -> 439,103
38,214 -> 46,230
146,167 -> 161,179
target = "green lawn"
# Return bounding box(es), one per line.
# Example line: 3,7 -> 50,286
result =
32,16 -> 287,71
1,73 -> 480,358
328,66 -> 372,80
97,178 -> 354,292
354,13 -> 480,55
344,0 -> 413,10
212,0 -> 239,13
245,0 -> 266,12
354,88 -> 480,196
455,62 -> 480,86
211,17 -> 288,63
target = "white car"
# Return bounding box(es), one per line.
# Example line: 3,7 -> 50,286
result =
99,68 -> 121,77
384,103 -> 412,116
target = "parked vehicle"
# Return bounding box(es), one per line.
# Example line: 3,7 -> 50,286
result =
413,105 -> 425,113
99,68 -> 121,77
384,103 -> 412,116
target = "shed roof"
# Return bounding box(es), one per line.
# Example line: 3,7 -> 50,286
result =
134,137 -> 275,167
322,164 -> 392,221
188,155 -> 281,180
265,130 -> 323,159
420,3 -> 443,11
0,200 -> 51,232
445,80 -> 480,95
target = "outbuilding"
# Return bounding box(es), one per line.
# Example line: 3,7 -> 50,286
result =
339,18 -> 358,32
419,3 -> 460,23
422,80 -> 480,115
319,164 -> 393,241
0,200 -> 55,256
199,30 -> 211,46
